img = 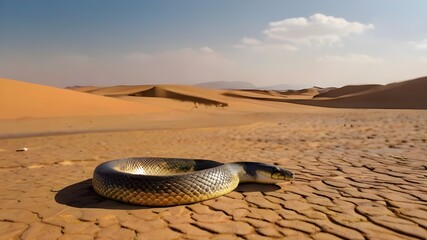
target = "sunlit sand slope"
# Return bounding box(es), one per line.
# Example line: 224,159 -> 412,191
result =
0,78 -> 165,119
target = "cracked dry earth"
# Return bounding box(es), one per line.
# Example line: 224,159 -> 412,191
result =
1,110 -> 427,240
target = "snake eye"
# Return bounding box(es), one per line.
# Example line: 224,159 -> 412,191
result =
271,167 -> 282,179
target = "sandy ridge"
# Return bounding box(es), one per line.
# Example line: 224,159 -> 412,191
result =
0,78 -> 165,119
287,77 -> 427,109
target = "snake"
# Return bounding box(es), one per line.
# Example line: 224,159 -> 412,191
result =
92,157 -> 294,206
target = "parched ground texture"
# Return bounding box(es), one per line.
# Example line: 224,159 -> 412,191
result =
0,110 -> 426,240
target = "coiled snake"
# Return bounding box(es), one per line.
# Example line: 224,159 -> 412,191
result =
93,157 -> 294,206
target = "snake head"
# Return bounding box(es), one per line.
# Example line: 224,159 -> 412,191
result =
238,162 -> 294,184
270,166 -> 294,181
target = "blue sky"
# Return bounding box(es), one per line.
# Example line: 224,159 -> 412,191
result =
1,0 -> 426,87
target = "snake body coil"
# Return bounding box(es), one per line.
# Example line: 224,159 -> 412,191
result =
93,157 -> 294,206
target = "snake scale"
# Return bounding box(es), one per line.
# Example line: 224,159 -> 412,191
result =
93,157 -> 294,206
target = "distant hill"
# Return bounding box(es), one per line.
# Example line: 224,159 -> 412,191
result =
259,83 -> 308,91
195,81 -> 256,89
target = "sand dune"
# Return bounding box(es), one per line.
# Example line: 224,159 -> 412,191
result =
280,87 -> 320,99
0,78 -> 165,119
0,77 -> 325,136
313,86 -> 337,94
152,85 -> 228,106
73,84 -> 324,114
223,87 -> 318,101
282,87 -> 319,96
4,75 -> 425,121
218,77 -> 427,109
314,84 -> 382,98
72,84 -> 324,110
223,90 -> 289,101
66,86 -> 99,92
287,77 -> 427,109
0,79 -> 321,137
78,85 -> 228,107
87,85 -> 154,96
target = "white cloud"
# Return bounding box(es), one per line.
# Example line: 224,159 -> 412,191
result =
235,37 -> 298,51
234,38 -> 298,52
199,46 -> 215,53
408,38 -> 427,50
235,13 -> 374,52
242,37 -> 261,45
264,13 -> 374,46
3,14 -> 426,89
233,37 -> 262,49
318,54 -> 384,65
253,44 -> 299,52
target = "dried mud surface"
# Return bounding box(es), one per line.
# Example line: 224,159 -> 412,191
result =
1,110 -> 426,240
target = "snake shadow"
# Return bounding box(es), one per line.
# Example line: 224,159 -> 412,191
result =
55,179 -> 281,209
55,179 -> 145,210
235,183 -> 280,192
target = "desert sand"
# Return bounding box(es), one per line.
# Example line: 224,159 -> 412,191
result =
1,77 -> 427,240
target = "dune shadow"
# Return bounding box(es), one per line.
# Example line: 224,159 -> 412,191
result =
55,179 -> 146,210
55,179 -> 281,209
